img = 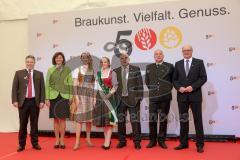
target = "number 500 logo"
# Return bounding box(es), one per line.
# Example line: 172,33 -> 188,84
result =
104,26 -> 183,57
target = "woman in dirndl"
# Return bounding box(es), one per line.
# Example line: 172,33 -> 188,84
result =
93,57 -> 118,150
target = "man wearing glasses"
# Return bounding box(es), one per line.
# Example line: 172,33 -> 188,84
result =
173,45 -> 207,153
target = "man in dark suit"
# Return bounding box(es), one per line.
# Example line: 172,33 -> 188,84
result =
114,52 -> 143,150
173,45 -> 207,153
145,49 -> 174,149
12,55 -> 45,152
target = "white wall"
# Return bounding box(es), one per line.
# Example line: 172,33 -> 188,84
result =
0,20 -> 28,132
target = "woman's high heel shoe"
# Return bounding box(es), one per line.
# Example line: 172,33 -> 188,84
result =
54,144 -> 60,149
102,141 -> 111,150
54,142 -> 60,149
60,144 -> 66,149
86,140 -> 94,147
73,143 -> 80,151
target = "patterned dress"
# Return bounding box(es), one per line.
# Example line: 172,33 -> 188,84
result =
72,66 -> 95,122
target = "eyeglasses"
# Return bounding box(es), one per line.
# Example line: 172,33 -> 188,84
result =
182,49 -> 192,52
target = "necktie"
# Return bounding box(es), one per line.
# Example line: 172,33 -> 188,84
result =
122,68 -> 127,95
185,60 -> 190,76
27,70 -> 32,98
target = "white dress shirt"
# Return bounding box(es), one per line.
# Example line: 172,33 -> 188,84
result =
26,69 -> 35,98
121,65 -> 129,96
156,61 -> 164,66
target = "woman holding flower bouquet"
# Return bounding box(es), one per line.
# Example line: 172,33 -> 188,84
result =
93,57 -> 118,150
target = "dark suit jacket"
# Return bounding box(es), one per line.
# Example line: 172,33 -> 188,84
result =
12,69 -> 45,107
145,62 -> 174,101
173,58 -> 207,102
114,65 -> 143,107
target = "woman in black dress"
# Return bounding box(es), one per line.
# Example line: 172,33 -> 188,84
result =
45,52 -> 73,149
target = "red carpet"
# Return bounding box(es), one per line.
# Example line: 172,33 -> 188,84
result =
0,133 -> 239,160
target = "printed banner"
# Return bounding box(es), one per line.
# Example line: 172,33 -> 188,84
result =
29,0 -> 240,136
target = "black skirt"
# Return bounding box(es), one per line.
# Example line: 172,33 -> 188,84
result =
49,94 -> 70,119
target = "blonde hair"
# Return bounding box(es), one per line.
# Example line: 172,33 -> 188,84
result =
80,52 -> 93,71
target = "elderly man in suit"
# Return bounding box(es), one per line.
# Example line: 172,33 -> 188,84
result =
173,45 -> 207,153
145,49 -> 174,149
12,55 -> 45,152
114,52 -> 143,150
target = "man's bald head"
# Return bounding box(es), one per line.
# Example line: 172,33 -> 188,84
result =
154,49 -> 164,63
182,44 -> 193,59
